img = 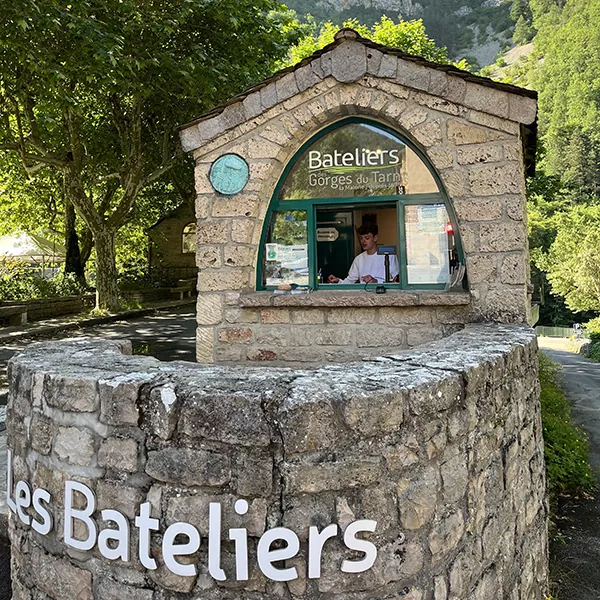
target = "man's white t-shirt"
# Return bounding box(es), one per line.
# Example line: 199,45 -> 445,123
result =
338,251 -> 400,283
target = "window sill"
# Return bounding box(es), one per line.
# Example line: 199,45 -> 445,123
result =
238,290 -> 471,308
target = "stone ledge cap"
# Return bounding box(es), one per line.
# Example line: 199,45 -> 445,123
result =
238,290 -> 471,308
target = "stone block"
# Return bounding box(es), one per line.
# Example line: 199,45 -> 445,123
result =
196,220 -> 228,244
428,148 -> 454,170
399,108 -> 428,131
286,456 -> 383,494
97,580 -> 153,600
366,48 -> 383,74
235,452 -> 273,496
230,219 -> 255,243
247,137 -> 281,161
454,198 -> 502,222
468,109 -> 520,135
260,309 -> 290,324
218,327 -> 253,344
97,480 -> 145,519
466,254 -> 497,284
379,53 -> 398,78
508,94 -> 537,125
479,223 -> 525,253
379,307 -> 432,324
243,92 -> 263,120
397,466 -> 438,530
197,269 -> 249,292
396,60 -> 430,91
462,83 -> 510,118
356,326 -> 406,348
276,73 -> 299,103
440,453 -> 468,504
312,326 -> 353,345
224,246 -> 255,268
54,426 -> 95,466
439,169 -> 467,197
291,309 -> 325,324
196,246 -> 222,269
179,391 -> 271,447
447,120 -> 487,145
429,510 -> 465,561
30,412 -> 52,455
197,294 -> 223,326
505,195 -> 524,221
469,164 -> 523,196
146,447 -> 230,487
211,196 -> 259,218
31,546 -> 93,600
295,64 -> 321,91
98,437 -> 138,473
331,41 -> 367,82
246,348 -> 278,361
501,253 -> 527,284
260,83 -> 278,110
342,389 -> 405,437
327,308 -> 376,324
457,144 -> 503,165
411,120 -> 443,147
282,494 -> 335,541
196,327 -> 215,363
44,373 -> 98,412
167,493 -> 267,538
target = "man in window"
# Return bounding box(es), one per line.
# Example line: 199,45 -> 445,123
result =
328,222 -> 399,284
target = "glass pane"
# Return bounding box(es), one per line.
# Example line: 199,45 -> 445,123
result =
279,122 -> 439,200
316,204 -> 399,285
263,210 -> 309,287
182,223 -> 196,254
404,204 -> 456,285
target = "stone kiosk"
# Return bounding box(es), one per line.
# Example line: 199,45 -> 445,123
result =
7,30 -> 547,600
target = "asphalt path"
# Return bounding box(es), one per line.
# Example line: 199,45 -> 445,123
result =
539,338 -> 600,600
0,305 -> 197,409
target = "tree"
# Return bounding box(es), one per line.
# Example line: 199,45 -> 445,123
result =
0,0 -> 299,309
530,0 -> 600,196
284,17 -> 470,70
545,205 -> 600,311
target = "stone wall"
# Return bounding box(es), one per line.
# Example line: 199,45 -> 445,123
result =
209,291 -> 471,364
180,31 -> 536,364
149,201 -> 197,277
7,325 -> 548,599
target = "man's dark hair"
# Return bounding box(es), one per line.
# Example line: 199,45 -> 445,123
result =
356,222 -> 378,236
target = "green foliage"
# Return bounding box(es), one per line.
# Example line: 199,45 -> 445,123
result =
285,16 -> 467,69
0,0 -> 302,309
0,261 -> 84,301
531,0 -> 600,196
538,353 -> 596,495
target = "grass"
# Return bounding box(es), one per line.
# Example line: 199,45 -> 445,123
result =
539,352 -> 596,498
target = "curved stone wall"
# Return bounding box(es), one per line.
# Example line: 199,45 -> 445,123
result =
7,325 -> 547,599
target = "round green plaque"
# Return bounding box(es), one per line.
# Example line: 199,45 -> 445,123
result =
209,154 -> 250,195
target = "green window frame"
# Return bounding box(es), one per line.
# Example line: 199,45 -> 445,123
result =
257,117 -> 463,291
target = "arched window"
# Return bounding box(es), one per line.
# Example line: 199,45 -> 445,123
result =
182,223 -> 196,254
258,117 -> 462,290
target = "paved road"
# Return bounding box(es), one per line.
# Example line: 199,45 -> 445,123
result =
539,338 -> 600,600
0,306 -> 196,600
0,305 -> 197,409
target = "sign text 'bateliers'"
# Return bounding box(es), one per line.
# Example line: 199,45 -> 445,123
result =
5,450 -> 379,581
307,148 -> 404,192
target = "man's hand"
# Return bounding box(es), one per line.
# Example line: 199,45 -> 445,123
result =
328,274 -> 340,283
361,275 -> 377,283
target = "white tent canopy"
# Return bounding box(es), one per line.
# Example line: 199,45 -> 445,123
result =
0,232 -> 66,264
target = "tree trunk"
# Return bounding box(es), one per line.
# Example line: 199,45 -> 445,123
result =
93,228 -> 121,311
63,197 -> 85,282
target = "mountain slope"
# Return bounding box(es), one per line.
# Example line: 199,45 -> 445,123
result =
285,0 -> 515,67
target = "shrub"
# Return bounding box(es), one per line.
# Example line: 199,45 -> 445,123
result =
584,317 -> 600,360
539,353 -> 596,496
0,261 -> 85,301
